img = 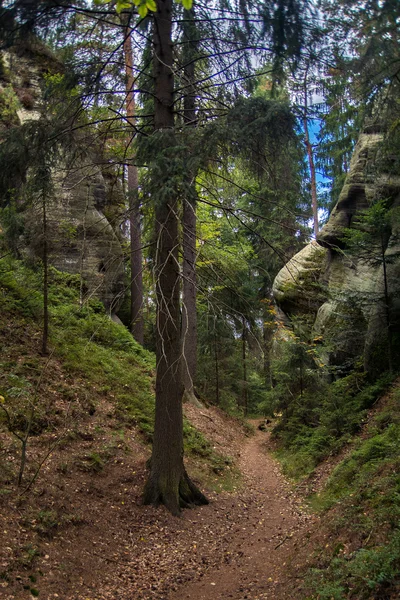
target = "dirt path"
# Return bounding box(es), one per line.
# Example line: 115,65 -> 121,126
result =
166,424 -> 318,600
1,411 -> 319,600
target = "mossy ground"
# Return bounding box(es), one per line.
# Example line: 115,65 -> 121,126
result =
273,380 -> 400,599
0,253 -> 249,599
303,385 -> 400,599
0,254 -> 238,491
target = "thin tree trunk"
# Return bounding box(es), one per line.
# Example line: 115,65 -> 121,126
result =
263,300 -> 274,390
42,197 -> 48,356
94,21 -> 104,108
242,316 -> 248,416
181,9 -> 198,399
123,19 -> 144,344
381,235 -> 393,373
143,0 -> 207,515
182,197 -> 197,395
214,330 -> 220,406
303,70 -> 318,237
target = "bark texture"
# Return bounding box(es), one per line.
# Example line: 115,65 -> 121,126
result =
181,10 -> 198,400
143,0 -> 207,515
182,197 -> 197,395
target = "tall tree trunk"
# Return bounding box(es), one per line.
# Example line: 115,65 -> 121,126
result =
182,196 -> 197,396
242,316 -> 248,416
123,19 -> 144,344
42,196 -> 48,356
143,0 -> 207,515
214,329 -> 220,406
181,12 -> 198,399
303,69 -> 318,237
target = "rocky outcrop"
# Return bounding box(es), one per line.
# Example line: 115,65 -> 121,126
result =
25,165 -> 125,311
273,129 -> 400,375
272,241 -> 328,316
0,41 -> 126,311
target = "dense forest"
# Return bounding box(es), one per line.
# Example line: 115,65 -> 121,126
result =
0,0 -> 399,599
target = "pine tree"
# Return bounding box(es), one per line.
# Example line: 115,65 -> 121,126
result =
1,0 -> 311,514
142,0 -> 208,515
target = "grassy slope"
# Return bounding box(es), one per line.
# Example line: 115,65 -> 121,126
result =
306,384 -> 400,599
0,255 -> 246,598
0,255 -> 233,491
273,377 -> 400,599
2,254 -> 399,598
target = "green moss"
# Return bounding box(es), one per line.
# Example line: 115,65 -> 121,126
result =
0,84 -> 21,126
305,389 -> 400,599
0,55 -> 12,83
0,255 -> 235,472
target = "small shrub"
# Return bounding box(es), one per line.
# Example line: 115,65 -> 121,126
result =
76,451 -> 106,473
19,544 -> 40,568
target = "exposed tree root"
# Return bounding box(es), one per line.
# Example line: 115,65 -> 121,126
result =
143,467 -> 208,516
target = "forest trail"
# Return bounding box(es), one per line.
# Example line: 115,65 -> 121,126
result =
167,422 -> 317,600
1,408 -> 319,600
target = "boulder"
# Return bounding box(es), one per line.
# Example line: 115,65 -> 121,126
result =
272,240 -> 328,316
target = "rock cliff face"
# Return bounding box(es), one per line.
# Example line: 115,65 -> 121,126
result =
0,41 -> 125,311
273,129 -> 400,375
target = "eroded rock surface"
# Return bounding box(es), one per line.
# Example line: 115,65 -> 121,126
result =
272,240 -> 328,316
0,41 -> 125,310
273,128 -> 400,374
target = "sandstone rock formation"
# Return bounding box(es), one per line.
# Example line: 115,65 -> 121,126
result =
272,240 -> 328,316
273,128 -> 400,375
0,41 -> 125,311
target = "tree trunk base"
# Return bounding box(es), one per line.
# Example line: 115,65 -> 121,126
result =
143,467 -> 208,516
183,388 -> 203,409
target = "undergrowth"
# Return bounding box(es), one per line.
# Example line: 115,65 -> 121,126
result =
306,385 -> 400,599
267,334 -> 400,599
272,371 -> 393,480
0,255 -> 230,477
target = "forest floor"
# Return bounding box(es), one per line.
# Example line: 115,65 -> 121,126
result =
1,399 -> 327,600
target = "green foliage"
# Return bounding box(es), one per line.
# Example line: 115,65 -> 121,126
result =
271,360 -> 392,479
0,201 -> 25,255
35,509 -> 59,536
317,63 -> 363,211
0,255 -> 154,436
194,91 -> 309,414
341,199 -> 393,260
0,255 -> 234,469
340,199 -> 400,373
310,530 -> 400,599
18,544 -> 40,568
260,327 -> 324,419
0,84 -> 21,126
226,97 -> 296,178
93,0 -> 192,18
76,451 -> 107,473
307,388 -> 400,599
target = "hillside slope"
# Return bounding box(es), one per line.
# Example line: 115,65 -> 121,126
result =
0,255 -> 247,598
1,255 -> 399,600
